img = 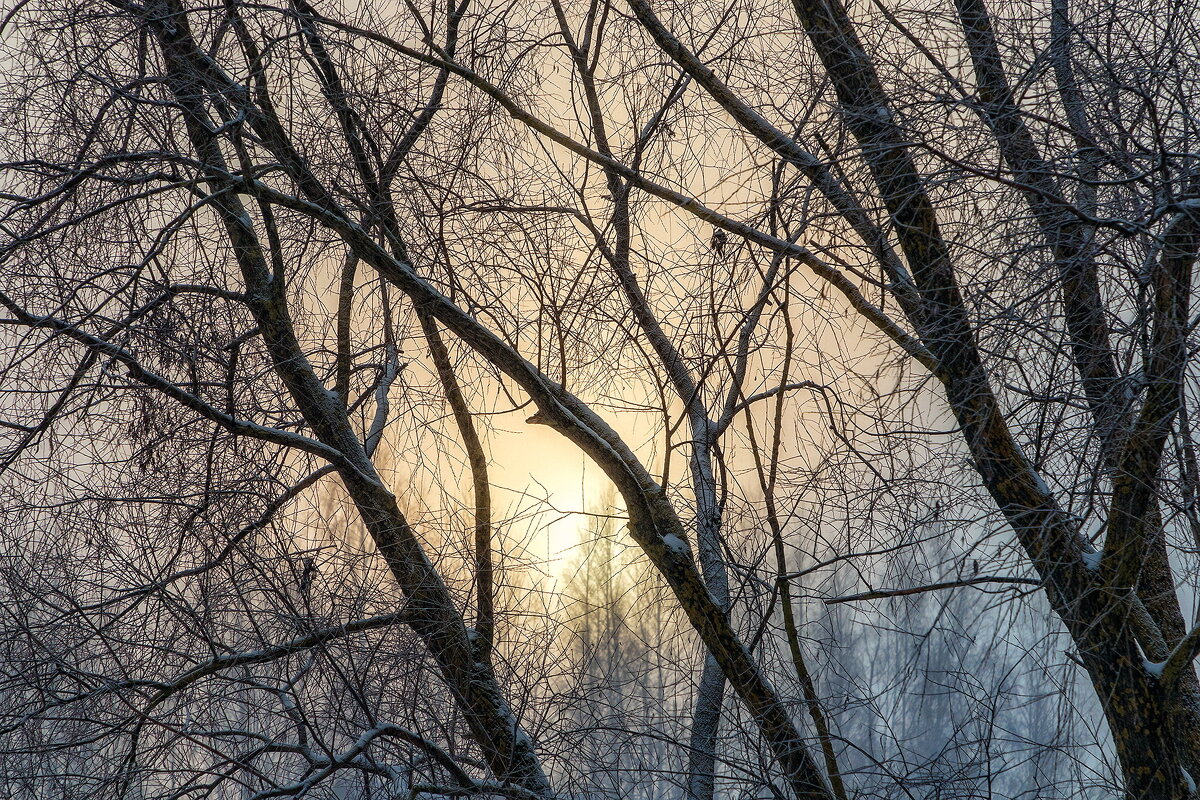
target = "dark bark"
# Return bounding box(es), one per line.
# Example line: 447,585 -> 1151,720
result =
778,0 -> 1193,792
419,311 -> 495,657
139,3 -> 553,792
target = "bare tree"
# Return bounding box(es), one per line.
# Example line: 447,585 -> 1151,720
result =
3,0 -> 1200,798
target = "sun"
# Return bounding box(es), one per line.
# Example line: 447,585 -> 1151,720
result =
489,421 -> 604,565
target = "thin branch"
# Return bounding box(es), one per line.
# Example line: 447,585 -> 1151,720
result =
824,575 -> 1044,605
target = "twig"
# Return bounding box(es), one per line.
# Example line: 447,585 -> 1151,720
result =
824,575 -> 1042,604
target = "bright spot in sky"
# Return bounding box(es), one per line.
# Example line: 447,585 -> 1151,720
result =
490,421 -> 603,566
